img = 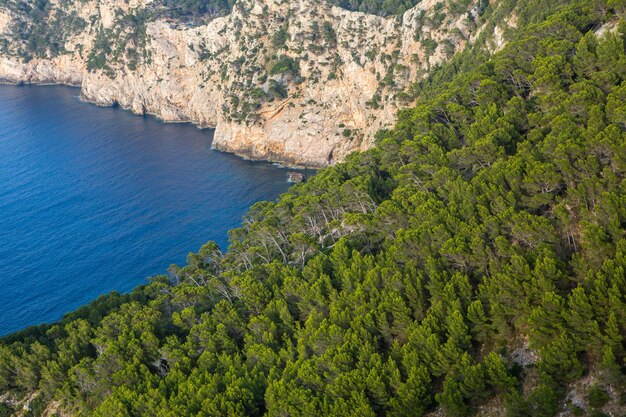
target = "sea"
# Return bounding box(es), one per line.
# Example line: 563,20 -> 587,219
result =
0,84 -> 301,335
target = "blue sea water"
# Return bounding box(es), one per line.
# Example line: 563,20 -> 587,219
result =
0,85 -> 298,335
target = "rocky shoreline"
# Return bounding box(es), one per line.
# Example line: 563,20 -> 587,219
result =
0,0 -> 507,167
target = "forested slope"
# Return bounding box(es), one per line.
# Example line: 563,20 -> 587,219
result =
2,0 -> 626,416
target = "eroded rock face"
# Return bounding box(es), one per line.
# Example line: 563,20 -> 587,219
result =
0,0 -> 499,167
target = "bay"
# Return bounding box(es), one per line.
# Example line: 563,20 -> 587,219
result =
0,85 -> 299,335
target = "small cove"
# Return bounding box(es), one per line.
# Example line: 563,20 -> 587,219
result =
0,84 -> 306,335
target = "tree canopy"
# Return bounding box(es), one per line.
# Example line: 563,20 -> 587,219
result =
2,0 -> 626,416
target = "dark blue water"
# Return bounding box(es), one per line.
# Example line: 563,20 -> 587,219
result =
0,85 -> 296,335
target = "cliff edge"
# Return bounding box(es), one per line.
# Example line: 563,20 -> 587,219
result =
0,0 -> 507,167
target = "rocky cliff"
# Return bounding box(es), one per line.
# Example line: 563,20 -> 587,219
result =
0,0 -> 509,167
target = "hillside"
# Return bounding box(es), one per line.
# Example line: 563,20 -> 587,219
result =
0,0 -> 509,167
2,0 -> 626,416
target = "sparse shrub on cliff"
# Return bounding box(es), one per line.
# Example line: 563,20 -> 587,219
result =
322,21 -> 337,47
84,10 -> 152,72
272,27 -> 290,49
269,55 -> 299,77
327,0 -> 472,17
162,0 -> 236,19
87,27 -> 111,71
365,93 -> 381,108
421,37 -> 438,57
1,0 -> 86,60
267,79 -> 288,99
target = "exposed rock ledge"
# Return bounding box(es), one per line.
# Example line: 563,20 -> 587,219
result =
0,0 -> 500,168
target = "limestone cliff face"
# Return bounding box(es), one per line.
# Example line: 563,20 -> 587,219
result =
0,0 -> 502,167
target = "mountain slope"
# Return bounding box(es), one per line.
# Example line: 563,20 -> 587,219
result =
2,0 -> 626,416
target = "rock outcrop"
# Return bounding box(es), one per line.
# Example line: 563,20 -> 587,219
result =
0,0 -> 502,167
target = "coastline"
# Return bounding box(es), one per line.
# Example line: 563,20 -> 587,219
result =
1,79 -> 322,168
0,83 -> 306,334
0,0 -> 488,171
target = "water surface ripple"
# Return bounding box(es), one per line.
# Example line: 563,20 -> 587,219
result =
0,85 -> 295,335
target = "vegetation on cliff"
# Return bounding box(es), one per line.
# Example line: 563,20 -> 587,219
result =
0,0 -> 488,130
0,0 -> 235,64
0,0 -> 427,65
0,0 -> 86,61
329,0 -> 421,16
2,0 -> 626,416
161,0 -> 237,18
